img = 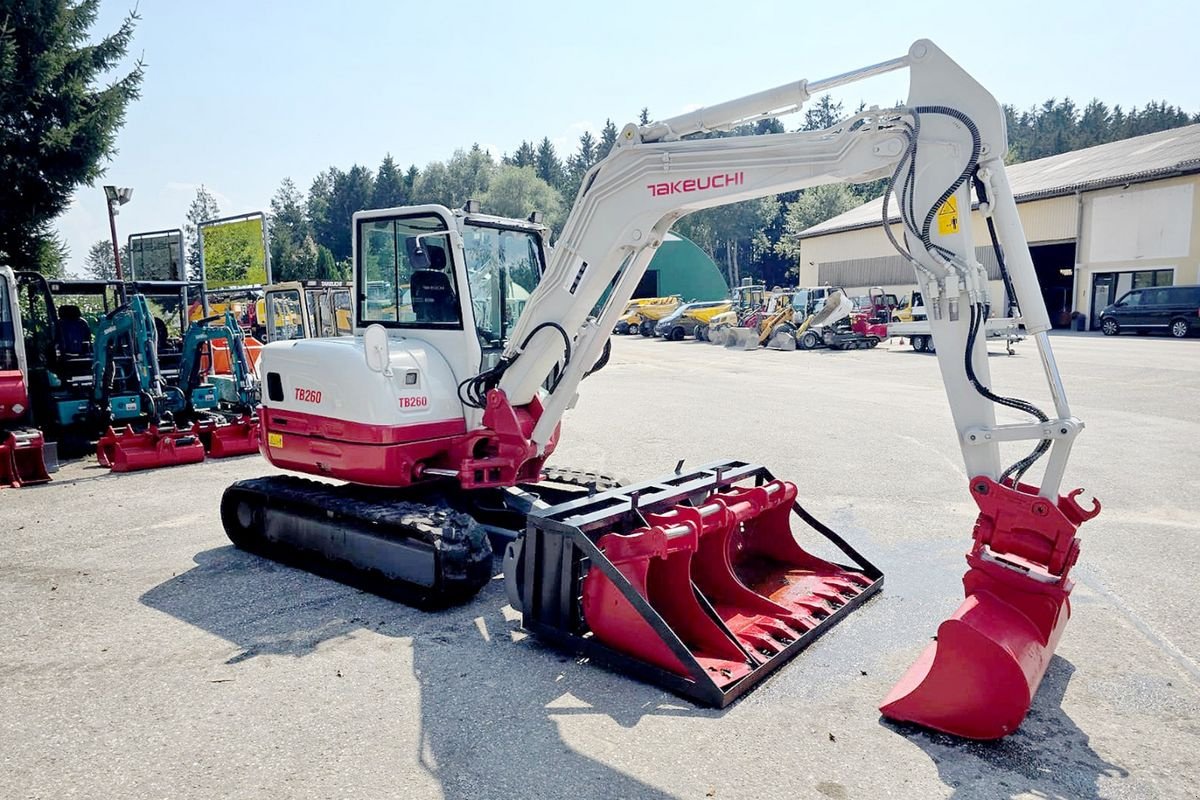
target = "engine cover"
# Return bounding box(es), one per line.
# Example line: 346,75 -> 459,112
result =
256,337 -> 468,486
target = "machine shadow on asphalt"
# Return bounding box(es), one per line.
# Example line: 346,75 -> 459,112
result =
882,658 -> 1128,800
139,546 -> 720,798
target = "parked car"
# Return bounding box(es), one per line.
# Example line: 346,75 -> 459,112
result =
1098,284 -> 1200,338
654,301 -> 731,340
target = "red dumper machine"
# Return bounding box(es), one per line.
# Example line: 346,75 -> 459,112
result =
222,40 -> 1098,738
0,266 -> 51,488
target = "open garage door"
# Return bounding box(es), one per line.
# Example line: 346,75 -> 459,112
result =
1030,241 -> 1077,328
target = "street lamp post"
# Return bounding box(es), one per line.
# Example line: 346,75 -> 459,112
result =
103,185 -> 133,281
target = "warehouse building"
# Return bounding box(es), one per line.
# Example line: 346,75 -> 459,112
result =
634,233 -> 729,301
797,124 -> 1200,329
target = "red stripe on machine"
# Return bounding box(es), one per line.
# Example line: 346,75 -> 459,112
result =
263,406 -> 466,445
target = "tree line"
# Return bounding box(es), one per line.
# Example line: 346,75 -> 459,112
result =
241,94 -> 1199,290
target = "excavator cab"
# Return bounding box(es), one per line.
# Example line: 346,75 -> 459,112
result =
263,280 -> 354,342
356,205 -> 548,371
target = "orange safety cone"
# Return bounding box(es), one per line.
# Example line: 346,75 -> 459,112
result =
880,476 -> 1100,739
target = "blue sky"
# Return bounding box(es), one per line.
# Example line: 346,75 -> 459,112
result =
59,0 -> 1197,274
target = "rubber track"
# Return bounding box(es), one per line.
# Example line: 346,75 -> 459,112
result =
221,475 -> 492,608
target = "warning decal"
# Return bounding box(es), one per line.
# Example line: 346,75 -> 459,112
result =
937,195 -> 960,235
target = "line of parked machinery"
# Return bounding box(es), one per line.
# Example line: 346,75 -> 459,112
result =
0,266 -> 353,487
615,281 -> 1024,354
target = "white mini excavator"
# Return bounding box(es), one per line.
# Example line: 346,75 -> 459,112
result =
222,40 -> 1099,738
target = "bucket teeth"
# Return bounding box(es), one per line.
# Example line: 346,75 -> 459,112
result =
575,469 -> 882,703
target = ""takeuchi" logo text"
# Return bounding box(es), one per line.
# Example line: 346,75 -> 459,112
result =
647,172 -> 744,197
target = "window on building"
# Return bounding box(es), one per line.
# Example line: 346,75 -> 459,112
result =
1131,269 -> 1173,289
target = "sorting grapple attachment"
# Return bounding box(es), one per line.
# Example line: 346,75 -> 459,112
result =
880,476 -> 1101,739
96,424 -> 207,473
512,461 -> 882,707
193,414 -> 260,458
0,429 -> 51,488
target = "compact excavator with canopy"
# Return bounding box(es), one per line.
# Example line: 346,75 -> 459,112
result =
222,40 -> 1099,738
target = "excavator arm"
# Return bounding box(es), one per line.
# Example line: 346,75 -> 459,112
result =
484,39 -> 1099,738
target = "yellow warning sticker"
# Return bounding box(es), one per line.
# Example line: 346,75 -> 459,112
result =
267,432 -> 283,448
937,195 -> 960,235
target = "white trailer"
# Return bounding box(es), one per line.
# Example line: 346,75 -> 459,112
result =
889,317 -> 1024,354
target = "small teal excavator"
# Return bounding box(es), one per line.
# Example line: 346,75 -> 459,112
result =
95,301 -> 260,471
171,311 -> 260,457
93,295 -> 206,471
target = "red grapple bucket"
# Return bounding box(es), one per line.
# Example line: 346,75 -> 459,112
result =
96,425 -> 207,473
580,476 -> 879,702
880,476 -> 1100,739
0,429 -> 51,488
194,415 -> 260,458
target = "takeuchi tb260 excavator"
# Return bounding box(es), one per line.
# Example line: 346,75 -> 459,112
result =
222,40 -> 1100,739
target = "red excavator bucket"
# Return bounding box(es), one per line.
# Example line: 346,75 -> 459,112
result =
880,476 -> 1100,739
514,462 -> 882,707
95,424 -> 207,473
193,415 -> 260,458
0,429 -> 51,488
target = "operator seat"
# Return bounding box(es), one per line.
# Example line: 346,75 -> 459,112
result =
410,244 -> 459,324
57,305 -> 92,356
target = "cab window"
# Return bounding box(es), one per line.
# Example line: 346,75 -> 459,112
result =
267,289 -> 304,340
358,213 -> 462,328
1118,290 -> 1143,307
332,290 -> 353,335
462,225 -> 543,348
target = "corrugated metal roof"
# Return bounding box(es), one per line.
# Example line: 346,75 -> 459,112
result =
816,246 -> 1004,287
799,124 -> 1200,238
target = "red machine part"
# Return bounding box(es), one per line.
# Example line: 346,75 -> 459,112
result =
0,429 -> 51,488
95,425 -> 207,473
192,414 -> 261,458
850,314 -> 889,340
260,388 -> 557,489
880,476 -> 1101,739
0,368 -> 28,424
0,369 -> 50,489
581,480 -> 874,689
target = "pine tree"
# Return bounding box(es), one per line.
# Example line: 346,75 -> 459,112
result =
511,140 -> 537,168
184,186 -> 221,281
639,108 -> 651,125
535,138 -> 563,189
314,246 -> 337,280
802,95 -> 843,131
372,154 -> 408,208
269,178 -> 315,281
599,120 -> 619,158
0,1 -> 145,273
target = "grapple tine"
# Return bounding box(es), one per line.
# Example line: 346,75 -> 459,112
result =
532,462 -> 883,707
880,476 -> 1101,739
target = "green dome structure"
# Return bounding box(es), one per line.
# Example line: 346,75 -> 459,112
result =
633,233 -> 729,301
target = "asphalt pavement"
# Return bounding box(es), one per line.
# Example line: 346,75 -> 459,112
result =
2,331 -> 1197,799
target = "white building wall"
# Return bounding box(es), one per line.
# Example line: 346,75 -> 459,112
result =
1075,175 -> 1200,323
